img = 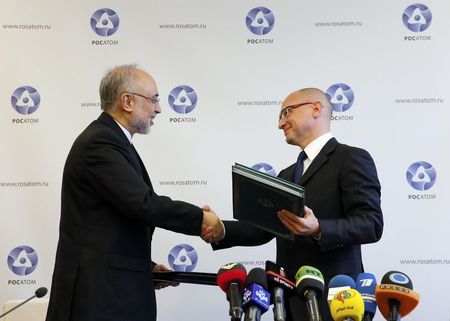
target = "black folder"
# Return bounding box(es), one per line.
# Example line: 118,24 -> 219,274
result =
232,163 -> 305,241
153,271 -> 217,286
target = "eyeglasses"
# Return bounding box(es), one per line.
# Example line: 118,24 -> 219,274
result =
278,102 -> 315,121
128,92 -> 160,105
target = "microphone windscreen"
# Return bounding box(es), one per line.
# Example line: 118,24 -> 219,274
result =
217,263 -> 247,292
327,274 -> 356,303
295,265 -> 324,298
242,283 -> 271,312
330,289 -> 364,321
381,271 -> 413,289
375,284 -> 420,319
245,267 -> 268,289
356,273 -> 377,316
265,260 -> 295,292
377,270 -> 419,319
35,287 -> 48,298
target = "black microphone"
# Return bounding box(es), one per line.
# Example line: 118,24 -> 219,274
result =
376,271 -> 420,321
242,268 -> 271,321
295,266 -> 324,321
265,260 -> 295,321
0,287 -> 48,318
217,263 -> 248,321
356,273 -> 377,321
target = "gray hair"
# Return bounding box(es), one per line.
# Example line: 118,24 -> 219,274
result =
99,64 -> 140,111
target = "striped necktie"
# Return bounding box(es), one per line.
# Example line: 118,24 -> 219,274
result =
293,151 -> 307,184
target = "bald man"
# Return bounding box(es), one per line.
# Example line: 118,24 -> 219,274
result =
207,88 -> 383,321
46,65 -> 221,321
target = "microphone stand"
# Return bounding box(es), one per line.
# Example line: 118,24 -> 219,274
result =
0,294 -> 38,318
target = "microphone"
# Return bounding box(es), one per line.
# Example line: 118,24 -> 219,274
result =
242,267 -> 271,321
295,265 -> 324,321
375,271 -> 420,321
217,262 -> 248,321
356,273 -> 377,321
329,288 -> 364,321
0,287 -> 48,318
327,274 -> 356,305
265,260 -> 295,321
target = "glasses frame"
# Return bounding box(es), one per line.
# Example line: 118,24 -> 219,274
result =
278,102 -> 315,121
128,92 -> 160,105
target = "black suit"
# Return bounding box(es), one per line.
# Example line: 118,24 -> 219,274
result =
46,112 -> 203,321
214,138 -> 383,321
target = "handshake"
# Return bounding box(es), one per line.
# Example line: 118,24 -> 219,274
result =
201,205 -> 224,243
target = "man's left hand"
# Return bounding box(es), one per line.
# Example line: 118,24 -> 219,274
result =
277,205 -> 320,237
153,264 -> 179,290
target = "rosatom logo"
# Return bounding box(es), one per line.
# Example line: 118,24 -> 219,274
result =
168,244 -> 198,272
245,7 -> 275,35
406,161 -> 436,191
7,246 -> 38,276
402,3 -> 432,32
389,272 -> 410,285
90,8 -> 120,37
11,86 -> 40,115
251,163 -> 277,177
168,85 -> 198,114
326,83 -> 354,112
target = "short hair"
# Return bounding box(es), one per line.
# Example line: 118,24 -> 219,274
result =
298,87 -> 333,117
99,64 -> 140,111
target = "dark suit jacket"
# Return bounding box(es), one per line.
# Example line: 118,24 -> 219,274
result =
46,112 -> 203,321
214,138 -> 383,321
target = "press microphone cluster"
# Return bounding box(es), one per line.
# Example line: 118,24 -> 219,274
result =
217,261 -> 297,321
328,270 -> 420,321
0,287 -> 48,319
217,262 -> 420,321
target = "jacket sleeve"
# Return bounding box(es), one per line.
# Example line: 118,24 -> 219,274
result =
76,131 -> 203,236
212,220 -> 274,250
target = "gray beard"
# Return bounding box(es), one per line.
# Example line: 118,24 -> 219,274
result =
132,118 -> 151,134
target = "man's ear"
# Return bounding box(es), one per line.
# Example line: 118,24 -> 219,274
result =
312,101 -> 323,118
120,93 -> 134,112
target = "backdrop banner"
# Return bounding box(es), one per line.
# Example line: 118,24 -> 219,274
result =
1,1 -> 449,320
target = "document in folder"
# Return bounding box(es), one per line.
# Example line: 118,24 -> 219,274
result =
232,163 -> 305,241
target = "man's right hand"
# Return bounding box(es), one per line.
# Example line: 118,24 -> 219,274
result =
201,205 -> 224,243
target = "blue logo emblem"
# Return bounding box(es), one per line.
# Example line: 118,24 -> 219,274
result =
326,83 -> 354,112
406,161 -> 436,191
246,7 -> 275,35
402,3 -> 432,32
90,8 -> 120,37
7,246 -> 38,276
11,86 -> 41,115
389,272 -> 410,285
168,244 -> 198,272
251,163 -> 277,177
168,85 -> 198,114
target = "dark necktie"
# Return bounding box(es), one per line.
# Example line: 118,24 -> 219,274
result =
293,151 -> 308,184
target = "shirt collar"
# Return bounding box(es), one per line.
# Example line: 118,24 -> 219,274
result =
114,119 -> 132,143
303,132 -> 333,162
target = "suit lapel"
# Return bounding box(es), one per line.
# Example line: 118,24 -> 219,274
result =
98,112 -> 153,190
131,145 -> 153,189
298,138 -> 339,185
